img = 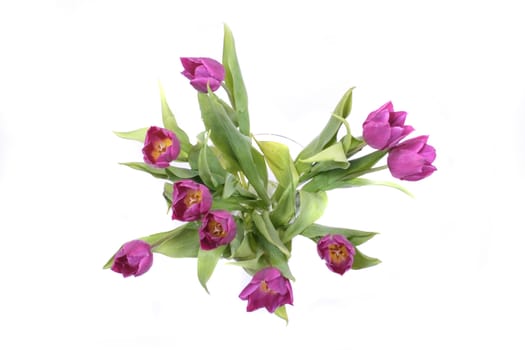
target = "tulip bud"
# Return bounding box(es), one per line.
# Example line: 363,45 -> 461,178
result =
111,240 -> 153,277
387,135 -> 437,181
362,101 -> 414,150
180,57 -> 225,93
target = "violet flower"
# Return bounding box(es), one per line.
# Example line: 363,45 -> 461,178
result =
199,210 -> 237,250
180,57 -> 225,93
387,135 -> 437,181
111,240 -> 153,277
172,180 -> 212,221
362,101 -> 414,150
317,234 -> 356,275
239,267 -> 293,313
142,126 -> 180,168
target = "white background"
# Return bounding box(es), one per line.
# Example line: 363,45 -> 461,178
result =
1,0 -> 524,349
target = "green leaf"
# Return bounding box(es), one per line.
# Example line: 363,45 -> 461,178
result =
270,186 -> 297,228
252,211 -> 290,258
299,142 -> 348,165
211,196 -> 245,211
341,178 -> 414,197
301,150 -> 388,192
352,247 -> 381,270
198,92 -> 270,204
222,173 -> 237,199
258,238 -> 295,281
119,162 -> 169,179
163,182 -> 173,209
198,92 -> 238,166
198,138 -> 227,189
341,135 -> 366,158
347,150 -> 387,174
298,142 -> 350,182
295,87 -> 354,174
165,166 -> 199,180
274,305 -> 289,324
159,82 -> 192,158
282,190 -> 328,243
197,245 -> 226,294
113,128 -> 148,142
227,251 -> 265,274
256,139 -> 299,187
153,222 -> 200,258
301,223 -> 379,246
222,24 -> 250,135
255,139 -> 298,227
229,231 -> 257,260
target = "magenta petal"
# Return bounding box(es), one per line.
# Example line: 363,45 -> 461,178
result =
201,57 -> 226,81
239,282 -> 260,300
419,144 -> 436,162
363,122 -> 391,149
390,111 -> 408,126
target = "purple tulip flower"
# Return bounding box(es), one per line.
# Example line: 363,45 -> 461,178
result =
172,180 -> 212,221
387,135 -> 437,181
239,267 -> 294,313
317,234 -> 356,275
142,126 -> 181,168
111,240 -> 153,277
362,101 -> 414,150
180,57 -> 225,93
199,210 -> 237,250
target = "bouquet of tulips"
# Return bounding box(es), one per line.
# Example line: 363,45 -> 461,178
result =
103,24 -> 436,321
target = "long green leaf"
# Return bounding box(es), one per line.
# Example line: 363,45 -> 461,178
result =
255,139 -> 298,226
295,87 -> 354,174
282,190 -> 327,243
153,223 -> 200,258
352,247 -> 381,270
222,24 -> 250,135
298,142 -> 350,183
159,82 -> 192,158
119,162 -> 169,179
341,178 -> 414,197
199,92 -> 270,204
301,223 -> 379,246
256,237 -> 295,281
301,150 -> 388,192
252,211 -> 290,258
198,139 -> 226,189
113,128 -> 147,142
197,245 -> 226,294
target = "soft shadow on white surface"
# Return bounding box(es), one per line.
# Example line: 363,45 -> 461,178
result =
1,1 -> 524,349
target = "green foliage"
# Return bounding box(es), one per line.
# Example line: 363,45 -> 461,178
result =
198,246 -> 226,293
295,87 -> 354,174
222,23 -> 250,136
